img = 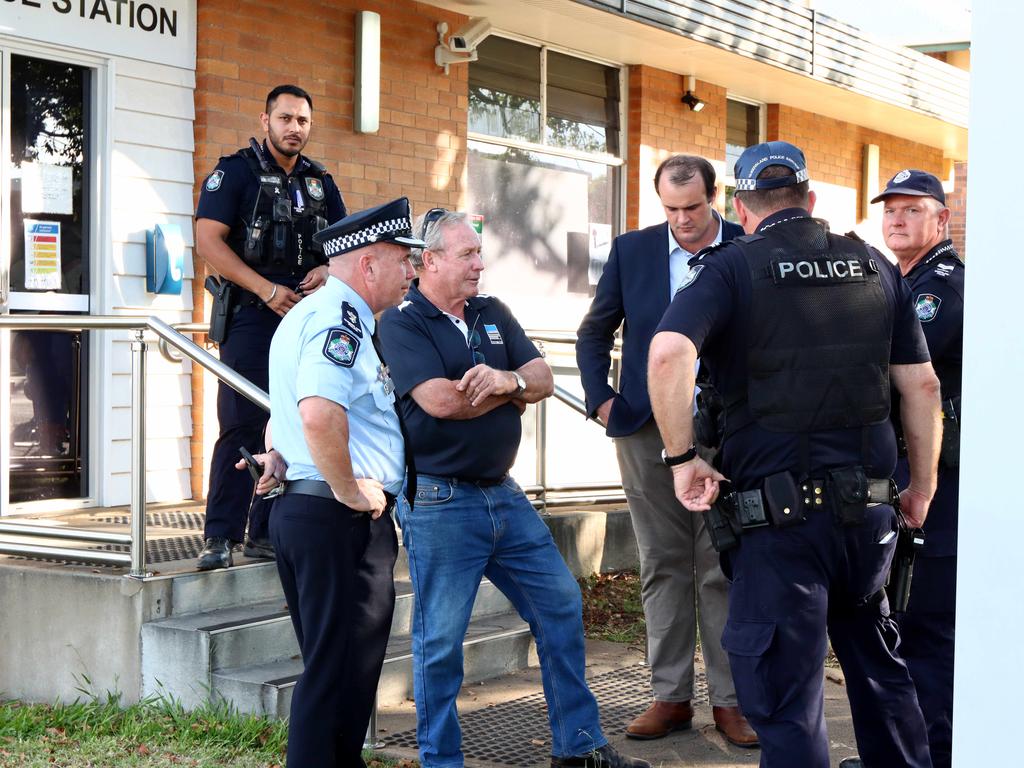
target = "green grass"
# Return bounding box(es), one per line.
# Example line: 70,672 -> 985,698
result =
0,690 -> 412,767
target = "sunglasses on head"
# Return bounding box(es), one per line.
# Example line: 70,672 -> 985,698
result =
421,207 -> 447,241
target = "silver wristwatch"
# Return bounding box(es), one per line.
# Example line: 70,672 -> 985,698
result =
511,371 -> 526,396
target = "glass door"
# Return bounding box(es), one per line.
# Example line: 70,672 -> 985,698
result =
1,51 -> 93,511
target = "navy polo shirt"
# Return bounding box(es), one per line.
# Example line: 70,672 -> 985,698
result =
902,239 -> 963,400
378,282 -> 542,481
657,208 -> 931,489
196,141 -> 346,278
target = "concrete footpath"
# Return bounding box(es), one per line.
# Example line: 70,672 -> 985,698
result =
375,639 -> 860,768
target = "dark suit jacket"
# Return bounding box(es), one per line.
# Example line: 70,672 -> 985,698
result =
575,214 -> 744,437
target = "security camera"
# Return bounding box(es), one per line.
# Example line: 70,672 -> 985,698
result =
435,18 -> 491,74
451,18 -> 491,51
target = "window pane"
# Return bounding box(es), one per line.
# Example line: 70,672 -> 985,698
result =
469,37 -> 542,143
726,100 -> 760,177
546,51 -> 619,154
467,140 -> 618,330
9,55 -> 91,295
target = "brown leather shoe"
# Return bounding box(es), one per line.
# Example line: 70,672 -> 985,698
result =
713,705 -> 759,748
625,701 -> 693,740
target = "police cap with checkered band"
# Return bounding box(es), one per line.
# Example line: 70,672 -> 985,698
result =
313,197 -> 426,258
733,141 -> 810,191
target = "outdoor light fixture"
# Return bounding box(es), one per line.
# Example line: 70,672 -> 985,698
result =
682,75 -> 705,112
355,10 -> 381,133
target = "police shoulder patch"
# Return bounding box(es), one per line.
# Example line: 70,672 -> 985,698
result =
674,264 -> 705,295
341,301 -> 363,337
323,328 -> 360,367
205,170 -> 224,192
305,176 -> 325,201
915,293 -> 942,323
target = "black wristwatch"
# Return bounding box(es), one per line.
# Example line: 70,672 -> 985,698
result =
661,445 -> 698,466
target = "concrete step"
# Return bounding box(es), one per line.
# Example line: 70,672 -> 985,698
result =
213,611 -> 537,717
142,578 -> 516,708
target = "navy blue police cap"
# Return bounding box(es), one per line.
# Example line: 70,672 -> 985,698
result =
734,141 -> 810,191
870,169 -> 946,206
314,197 -> 426,258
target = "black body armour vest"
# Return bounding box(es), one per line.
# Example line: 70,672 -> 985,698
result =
225,146 -> 329,278
725,218 -> 892,437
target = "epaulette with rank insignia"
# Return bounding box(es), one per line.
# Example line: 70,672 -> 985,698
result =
689,239 -> 729,265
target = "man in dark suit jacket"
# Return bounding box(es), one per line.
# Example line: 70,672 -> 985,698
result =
576,155 -> 756,747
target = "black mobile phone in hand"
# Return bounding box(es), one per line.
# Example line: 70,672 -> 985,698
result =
239,446 -> 263,482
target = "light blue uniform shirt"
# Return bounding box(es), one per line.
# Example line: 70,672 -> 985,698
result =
268,275 -> 405,495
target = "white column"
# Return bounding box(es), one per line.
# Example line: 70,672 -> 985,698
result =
952,4 -> 1023,763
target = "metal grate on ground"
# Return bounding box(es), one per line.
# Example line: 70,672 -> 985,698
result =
0,507 -> 209,567
384,663 -> 708,767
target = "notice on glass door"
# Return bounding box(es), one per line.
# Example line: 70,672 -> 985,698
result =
21,162 -> 73,215
24,220 -> 62,290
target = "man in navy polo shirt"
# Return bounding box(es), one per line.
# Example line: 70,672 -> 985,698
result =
647,142 -> 941,767
378,210 -> 649,768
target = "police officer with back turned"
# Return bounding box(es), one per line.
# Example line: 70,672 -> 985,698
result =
194,84 -> 346,570
648,141 -> 942,767
872,169 -> 964,768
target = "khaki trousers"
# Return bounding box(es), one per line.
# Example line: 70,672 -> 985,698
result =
615,419 -> 736,705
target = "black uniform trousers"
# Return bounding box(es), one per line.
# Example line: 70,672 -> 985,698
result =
270,492 -> 398,768
895,463 -> 958,768
205,304 -> 280,543
721,500 -> 932,768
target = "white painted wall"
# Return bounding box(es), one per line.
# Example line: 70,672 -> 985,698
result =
102,56 -> 196,505
951,5 -> 1022,763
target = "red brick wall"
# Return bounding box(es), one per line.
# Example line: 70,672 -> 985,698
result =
767,104 -> 946,217
626,66 -> 727,230
190,0 -> 470,498
948,161 -> 968,259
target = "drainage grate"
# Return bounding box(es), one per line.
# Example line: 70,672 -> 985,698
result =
384,664 -> 707,766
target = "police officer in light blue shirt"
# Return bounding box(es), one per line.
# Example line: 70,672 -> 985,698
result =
261,197 -> 421,768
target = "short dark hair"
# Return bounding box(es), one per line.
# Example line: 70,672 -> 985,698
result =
266,84 -> 313,114
654,155 -> 716,200
734,165 -> 809,214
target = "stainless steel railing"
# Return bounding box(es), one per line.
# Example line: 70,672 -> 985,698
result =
0,317 -> 623,574
0,315 -> 270,577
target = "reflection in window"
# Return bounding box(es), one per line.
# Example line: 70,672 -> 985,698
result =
469,37 -> 542,143
9,55 -> 91,295
546,52 -> 619,155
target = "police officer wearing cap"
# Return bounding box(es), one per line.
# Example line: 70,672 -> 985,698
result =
872,170 -> 964,768
648,141 -> 942,767
194,84 -> 346,570
261,197 -> 419,768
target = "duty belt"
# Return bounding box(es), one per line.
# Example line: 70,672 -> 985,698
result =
283,478 -> 396,512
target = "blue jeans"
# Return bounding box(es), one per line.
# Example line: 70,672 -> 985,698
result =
395,474 -> 605,767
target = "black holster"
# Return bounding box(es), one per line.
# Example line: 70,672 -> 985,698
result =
705,485 -> 742,553
939,396 -> 961,468
888,511 -> 926,613
826,466 -> 869,526
205,275 -> 236,344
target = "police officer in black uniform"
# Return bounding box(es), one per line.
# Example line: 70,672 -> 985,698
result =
648,141 -> 942,767
194,84 -> 346,570
873,170 -> 964,768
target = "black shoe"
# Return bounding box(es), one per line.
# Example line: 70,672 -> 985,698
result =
242,537 -> 275,559
196,537 -> 234,570
839,759 -> 864,768
551,744 -> 651,768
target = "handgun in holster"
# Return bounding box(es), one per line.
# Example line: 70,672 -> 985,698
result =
887,500 -> 925,613
704,481 -> 742,553
939,396 -> 961,468
205,275 -> 236,344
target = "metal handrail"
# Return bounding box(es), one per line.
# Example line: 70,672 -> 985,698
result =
0,316 -> 622,574
0,314 -> 271,577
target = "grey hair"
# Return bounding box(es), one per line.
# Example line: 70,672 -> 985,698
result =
410,210 -> 468,268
